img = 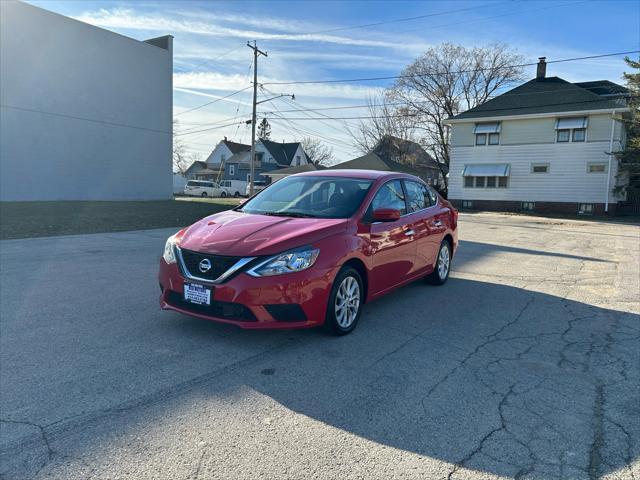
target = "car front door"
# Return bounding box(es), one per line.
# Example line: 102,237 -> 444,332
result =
366,180 -> 418,295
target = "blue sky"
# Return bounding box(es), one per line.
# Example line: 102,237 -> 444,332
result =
29,0 -> 640,161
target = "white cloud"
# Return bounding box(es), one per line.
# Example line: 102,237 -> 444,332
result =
74,8 -> 425,50
173,72 -> 379,101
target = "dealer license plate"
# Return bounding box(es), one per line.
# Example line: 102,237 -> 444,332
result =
183,283 -> 211,306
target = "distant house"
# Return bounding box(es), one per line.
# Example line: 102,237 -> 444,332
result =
183,161 -> 207,180
329,152 -> 428,180
371,135 -> 446,186
263,163 -> 318,183
197,138 -> 310,189
204,137 -> 251,173
446,57 -> 629,215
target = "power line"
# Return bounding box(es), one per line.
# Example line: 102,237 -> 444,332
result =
174,86 -> 252,117
263,96 -> 628,122
262,50 -> 640,86
306,1 -> 510,34
175,120 -> 247,136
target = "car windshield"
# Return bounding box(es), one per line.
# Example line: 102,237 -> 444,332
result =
238,176 -> 373,219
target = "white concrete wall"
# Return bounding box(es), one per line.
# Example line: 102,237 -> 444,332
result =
0,1 -> 173,201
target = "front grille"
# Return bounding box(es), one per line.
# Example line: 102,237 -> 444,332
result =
167,292 -> 257,321
179,249 -> 242,281
265,304 -> 307,322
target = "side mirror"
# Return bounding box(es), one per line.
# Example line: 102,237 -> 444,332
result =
372,208 -> 401,222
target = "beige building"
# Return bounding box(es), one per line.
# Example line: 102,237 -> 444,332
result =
446,58 -> 629,215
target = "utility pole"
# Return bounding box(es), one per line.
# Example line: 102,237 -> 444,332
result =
247,40 -> 267,196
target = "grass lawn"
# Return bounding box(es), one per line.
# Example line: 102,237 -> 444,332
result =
0,197 -> 242,240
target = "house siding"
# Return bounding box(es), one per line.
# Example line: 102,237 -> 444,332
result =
451,113 -> 621,147
448,139 -> 623,205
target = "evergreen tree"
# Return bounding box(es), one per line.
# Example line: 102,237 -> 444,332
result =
616,57 -> 640,192
257,118 -> 271,140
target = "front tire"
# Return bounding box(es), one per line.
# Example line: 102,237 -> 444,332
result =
201,192 -> 208,198
234,191 -> 240,198
221,191 -> 227,198
426,240 -> 451,285
325,267 -> 364,335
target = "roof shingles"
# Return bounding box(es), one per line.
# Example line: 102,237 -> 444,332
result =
451,77 -> 628,121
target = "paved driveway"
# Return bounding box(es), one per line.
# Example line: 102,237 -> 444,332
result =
1,213 -> 638,479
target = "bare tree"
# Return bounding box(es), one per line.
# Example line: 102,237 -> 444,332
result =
348,91 -> 419,155
388,43 -> 525,167
300,137 -> 335,166
173,120 -> 203,174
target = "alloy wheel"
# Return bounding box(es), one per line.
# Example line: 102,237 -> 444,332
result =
437,243 -> 450,280
334,276 -> 360,329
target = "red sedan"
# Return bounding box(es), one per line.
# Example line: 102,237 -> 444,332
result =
159,170 -> 458,335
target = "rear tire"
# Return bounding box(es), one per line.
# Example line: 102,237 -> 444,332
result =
234,191 -> 240,198
426,239 -> 451,285
221,191 -> 227,198
325,267 -> 364,335
201,192 -> 208,198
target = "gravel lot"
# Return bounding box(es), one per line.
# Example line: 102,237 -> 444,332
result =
1,212 -> 638,479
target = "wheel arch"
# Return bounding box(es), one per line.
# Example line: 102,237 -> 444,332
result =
341,257 -> 369,303
443,233 -> 454,252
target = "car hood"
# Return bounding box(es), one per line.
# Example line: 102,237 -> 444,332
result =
178,210 -> 348,257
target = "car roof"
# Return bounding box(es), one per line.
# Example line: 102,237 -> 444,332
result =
292,169 -> 414,180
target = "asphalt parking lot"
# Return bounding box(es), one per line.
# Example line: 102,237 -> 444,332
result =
1,212 -> 638,480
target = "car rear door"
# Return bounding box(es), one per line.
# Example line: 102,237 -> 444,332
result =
404,180 -> 442,271
366,180 -> 418,295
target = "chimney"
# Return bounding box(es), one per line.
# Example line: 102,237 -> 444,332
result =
224,136 -> 227,141
536,57 -> 547,79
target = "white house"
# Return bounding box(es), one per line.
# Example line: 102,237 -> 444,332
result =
446,58 -> 629,215
0,1 -> 173,201
198,138 -> 309,190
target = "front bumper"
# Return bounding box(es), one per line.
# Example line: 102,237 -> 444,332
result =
158,259 -> 336,329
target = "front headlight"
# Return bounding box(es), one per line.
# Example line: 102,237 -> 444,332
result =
162,234 -> 179,264
248,248 -> 320,277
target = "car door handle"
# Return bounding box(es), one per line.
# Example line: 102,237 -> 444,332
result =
432,220 -> 442,227
404,229 -> 415,236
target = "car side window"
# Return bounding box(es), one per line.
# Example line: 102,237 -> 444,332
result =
404,181 -> 428,212
425,185 -> 438,206
370,180 -> 407,214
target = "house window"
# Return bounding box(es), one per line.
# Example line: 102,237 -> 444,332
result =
587,163 -> 607,173
578,203 -> 594,215
521,201 -> 535,211
555,117 -> 588,143
220,154 -> 226,162
464,176 -> 508,188
531,163 -> 550,173
474,122 -> 501,146
296,155 -> 301,166
247,174 -> 251,183
556,129 -> 570,142
229,164 -> 235,176
462,200 -> 473,209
